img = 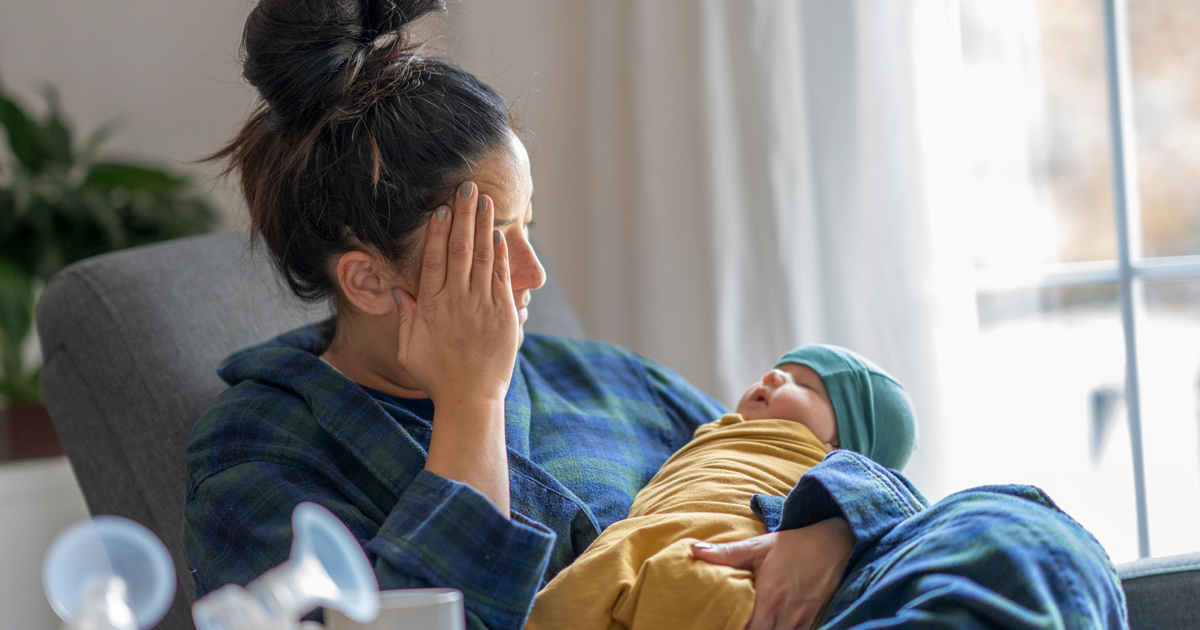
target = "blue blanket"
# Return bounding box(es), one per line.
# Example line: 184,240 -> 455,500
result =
757,451 -> 1128,629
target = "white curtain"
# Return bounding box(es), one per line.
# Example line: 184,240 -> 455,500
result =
449,0 -> 975,494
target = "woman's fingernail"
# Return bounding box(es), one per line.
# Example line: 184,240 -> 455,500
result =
691,542 -> 713,550
459,181 -> 474,199
392,289 -> 402,306
435,205 -> 450,221
493,229 -> 502,244
477,194 -> 488,213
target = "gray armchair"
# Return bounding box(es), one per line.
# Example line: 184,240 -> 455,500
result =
1117,553 -> 1200,629
34,231 -> 1193,630
35,232 -> 582,630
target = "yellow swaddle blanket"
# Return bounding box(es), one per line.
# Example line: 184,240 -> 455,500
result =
526,413 -> 829,630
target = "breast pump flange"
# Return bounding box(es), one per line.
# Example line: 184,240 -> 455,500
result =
42,515 -> 176,630
191,502 -> 380,630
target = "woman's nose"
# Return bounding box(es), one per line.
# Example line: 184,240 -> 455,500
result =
509,233 -> 546,292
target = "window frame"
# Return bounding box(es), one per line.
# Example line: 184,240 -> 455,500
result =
1084,0 -> 1200,558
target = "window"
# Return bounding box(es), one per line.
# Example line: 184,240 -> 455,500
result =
956,0 -> 1200,562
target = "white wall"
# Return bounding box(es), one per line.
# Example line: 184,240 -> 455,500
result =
0,0 -> 259,229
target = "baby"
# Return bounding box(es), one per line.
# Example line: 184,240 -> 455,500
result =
525,344 -> 917,630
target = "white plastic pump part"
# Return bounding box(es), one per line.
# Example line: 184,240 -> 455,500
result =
42,515 -> 176,630
192,502 -> 380,630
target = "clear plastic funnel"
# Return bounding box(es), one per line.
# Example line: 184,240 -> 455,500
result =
192,502 -> 379,630
43,516 -> 176,630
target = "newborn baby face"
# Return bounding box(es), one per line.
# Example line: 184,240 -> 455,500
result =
736,363 -> 839,451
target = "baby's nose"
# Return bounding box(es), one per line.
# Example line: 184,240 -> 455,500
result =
762,370 -> 784,387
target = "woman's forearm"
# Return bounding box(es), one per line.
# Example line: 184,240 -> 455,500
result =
425,397 -> 511,517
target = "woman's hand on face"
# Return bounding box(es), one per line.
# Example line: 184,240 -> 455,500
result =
691,518 -> 854,630
394,181 -> 521,406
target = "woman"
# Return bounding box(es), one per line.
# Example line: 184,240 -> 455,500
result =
185,2 -> 728,627
184,0 -> 1128,628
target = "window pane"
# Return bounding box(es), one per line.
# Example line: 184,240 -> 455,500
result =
1140,278 -> 1200,556
1037,0 -> 1118,263
960,0 -> 1117,268
1129,1 -> 1200,257
947,286 -> 1139,562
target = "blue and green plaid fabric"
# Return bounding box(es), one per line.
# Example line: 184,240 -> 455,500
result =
774,451 -> 1129,629
183,324 -> 724,630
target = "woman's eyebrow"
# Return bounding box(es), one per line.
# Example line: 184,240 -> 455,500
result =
495,207 -> 533,228
494,189 -> 534,227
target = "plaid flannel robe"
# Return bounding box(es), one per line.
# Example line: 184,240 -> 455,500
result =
184,325 -> 724,630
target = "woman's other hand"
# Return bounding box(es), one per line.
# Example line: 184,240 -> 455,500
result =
691,518 -> 854,630
394,180 -> 520,516
394,180 -> 521,404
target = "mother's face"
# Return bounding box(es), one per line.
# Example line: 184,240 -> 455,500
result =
430,130 -> 546,339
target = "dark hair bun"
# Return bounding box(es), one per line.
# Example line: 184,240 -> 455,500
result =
241,0 -> 445,130
214,0 -> 511,305
364,0 -> 445,38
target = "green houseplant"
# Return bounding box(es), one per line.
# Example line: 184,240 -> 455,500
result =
0,82 -> 217,457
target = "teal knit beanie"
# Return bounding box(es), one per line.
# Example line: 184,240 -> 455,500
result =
775,345 -> 917,471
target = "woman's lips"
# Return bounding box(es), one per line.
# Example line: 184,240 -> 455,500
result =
518,307 -> 529,325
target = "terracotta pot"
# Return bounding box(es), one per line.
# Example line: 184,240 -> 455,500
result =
1,402 -> 64,460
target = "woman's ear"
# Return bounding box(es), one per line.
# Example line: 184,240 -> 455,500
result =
334,251 -> 399,316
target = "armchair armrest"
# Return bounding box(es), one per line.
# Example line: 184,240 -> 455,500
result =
1118,552 -> 1200,629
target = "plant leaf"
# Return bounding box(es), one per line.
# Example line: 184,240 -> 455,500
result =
38,84 -> 74,167
0,206 -> 41,280
0,187 -> 13,238
84,161 -> 186,192
79,116 -> 125,166
0,92 -> 44,172
0,261 -> 33,370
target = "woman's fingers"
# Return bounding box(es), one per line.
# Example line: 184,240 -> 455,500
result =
694,529 -> 840,630
471,193 -> 495,290
690,535 -> 773,571
396,181 -> 520,409
445,180 -> 477,290
393,288 -> 416,363
492,229 -> 517,305
419,204 -> 452,298
743,521 -> 853,630
693,536 -> 779,630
